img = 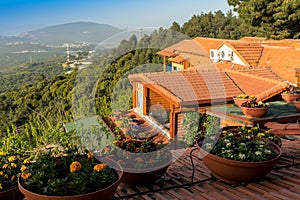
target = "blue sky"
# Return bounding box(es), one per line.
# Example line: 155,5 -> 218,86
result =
0,0 -> 232,35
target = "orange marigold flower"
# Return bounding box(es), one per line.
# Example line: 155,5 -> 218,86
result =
8,156 -> 16,162
4,174 -> 8,179
93,163 -> 106,172
20,165 -> 27,172
70,161 -> 81,173
87,153 -> 93,159
135,157 -> 143,163
11,175 -> 15,180
2,164 -> 9,169
0,151 -> 6,156
0,171 -> 3,175
21,172 -> 32,179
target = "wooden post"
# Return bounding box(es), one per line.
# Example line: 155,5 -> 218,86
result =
169,104 -> 174,139
132,83 -> 137,108
163,56 -> 166,72
143,86 -> 148,115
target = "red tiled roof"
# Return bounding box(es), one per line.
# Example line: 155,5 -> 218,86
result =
169,55 -> 188,63
259,44 -> 300,84
225,41 -> 264,67
224,69 -> 288,100
129,68 -> 288,106
156,49 -> 177,57
129,69 -> 243,106
157,39 -> 208,57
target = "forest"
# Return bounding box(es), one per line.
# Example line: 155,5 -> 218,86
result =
1,0 -> 300,154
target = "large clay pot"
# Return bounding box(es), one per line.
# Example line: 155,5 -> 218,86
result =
293,100 -> 300,110
241,107 -> 269,118
281,93 -> 300,103
196,138 -> 281,185
121,152 -> 172,185
0,187 -> 24,200
18,158 -> 123,200
233,97 -> 249,107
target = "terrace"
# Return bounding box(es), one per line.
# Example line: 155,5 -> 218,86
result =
114,138 -> 300,200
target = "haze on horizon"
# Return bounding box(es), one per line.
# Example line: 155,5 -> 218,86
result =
0,0 -> 232,36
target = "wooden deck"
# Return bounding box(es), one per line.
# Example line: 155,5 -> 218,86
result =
114,138 -> 300,200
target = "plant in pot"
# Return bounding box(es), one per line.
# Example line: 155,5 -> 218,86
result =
219,126 -> 282,147
233,94 -> 255,107
103,134 -> 172,185
281,88 -> 300,103
18,148 -> 123,200
0,151 -> 25,200
240,99 -> 270,118
196,130 -> 281,185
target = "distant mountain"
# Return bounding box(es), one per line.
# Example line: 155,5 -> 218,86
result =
19,22 -> 124,44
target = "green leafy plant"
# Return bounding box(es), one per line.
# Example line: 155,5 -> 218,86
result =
202,131 -> 279,162
241,99 -> 270,108
19,148 -> 118,196
103,135 -> 170,169
235,94 -> 255,99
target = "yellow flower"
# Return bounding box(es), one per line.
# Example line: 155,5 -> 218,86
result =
4,174 -> 8,179
0,171 -> 3,176
11,163 -> 17,168
8,156 -> 16,162
257,133 -> 265,137
21,172 -> 32,179
93,164 -> 106,172
0,183 -> 2,190
70,161 -> 81,173
20,165 -> 27,172
2,164 -> 9,169
23,159 -> 30,164
0,151 -> 6,156
11,175 -> 15,180
87,152 -> 93,159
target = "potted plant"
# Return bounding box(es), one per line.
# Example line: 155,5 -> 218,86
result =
0,151 -> 25,200
218,126 -> 282,147
196,130 -> 281,185
281,88 -> 300,103
240,99 -> 270,118
103,134 -> 172,185
233,94 -> 255,107
18,148 -> 123,200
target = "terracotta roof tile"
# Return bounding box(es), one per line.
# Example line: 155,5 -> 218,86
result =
224,69 -> 288,99
259,45 -> 300,84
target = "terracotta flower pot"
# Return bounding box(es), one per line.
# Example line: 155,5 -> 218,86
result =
233,97 -> 249,107
0,187 -> 24,200
121,152 -> 172,185
281,93 -> 300,103
18,158 -> 123,200
196,138 -> 281,185
293,101 -> 300,110
241,107 -> 269,118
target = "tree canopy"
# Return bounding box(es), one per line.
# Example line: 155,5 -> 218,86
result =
228,0 -> 300,39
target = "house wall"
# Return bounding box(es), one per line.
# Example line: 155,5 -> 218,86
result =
149,90 -> 170,110
172,62 -> 184,71
219,44 -> 245,66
